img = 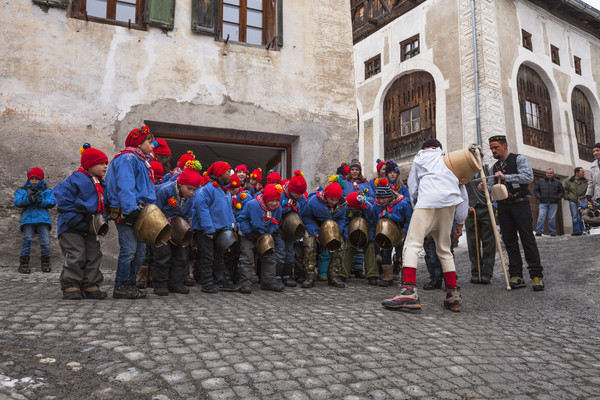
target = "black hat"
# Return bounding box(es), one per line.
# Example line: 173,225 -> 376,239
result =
488,135 -> 507,144
593,143 -> 600,150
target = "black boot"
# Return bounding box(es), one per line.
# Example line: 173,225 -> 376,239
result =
423,279 -> 442,290
41,255 -> 51,273
18,256 -> 30,274
282,263 -> 297,287
301,274 -> 315,288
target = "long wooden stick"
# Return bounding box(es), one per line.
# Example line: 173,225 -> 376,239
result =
476,149 -> 511,291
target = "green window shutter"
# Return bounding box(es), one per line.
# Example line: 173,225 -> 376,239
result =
32,0 -> 67,8
276,0 -> 283,47
191,0 -> 218,35
144,0 -> 176,30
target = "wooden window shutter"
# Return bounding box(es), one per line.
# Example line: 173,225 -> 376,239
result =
144,0 -> 176,30
263,0 -> 282,48
32,0 -> 67,8
277,0 -> 283,47
192,0 -> 218,35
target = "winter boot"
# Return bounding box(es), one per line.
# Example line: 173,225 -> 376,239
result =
317,249 -> 330,281
63,287 -> 82,300
41,256 -> 51,273
378,264 -> 394,287
136,265 -> 149,289
282,263 -> 297,287
18,256 -> 30,274
82,285 -> 107,299
301,273 -> 315,288
443,286 -> 462,312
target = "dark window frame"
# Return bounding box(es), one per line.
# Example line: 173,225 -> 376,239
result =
551,45 -> 560,65
218,0 -> 277,47
517,65 -> 554,152
70,0 -> 146,30
364,54 -> 381,80
522,29 -> 533,51
400,34 -> 420,62
574,56 -> 582,75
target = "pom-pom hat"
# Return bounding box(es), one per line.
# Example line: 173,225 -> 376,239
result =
149,161 -> 164,180
27,167 -> 44,180
288,170 -> 307,194
153,139 -> 171,155
79,143 -> 108,170
376,159 -> 386,172
349,159 -> 362,170
207,161 -> 231,178
263,184 -> 283,203
176,151 -> 195,169
250,168 -> 263,182
374,178 -> 393,198
346,192 -> 367,209
323,182 -> 343,199
267,171 -> 282,185
235,164 -> 249,173
229,173 -> 241,188
125,124 -> 152,147
177,168 -> 201,187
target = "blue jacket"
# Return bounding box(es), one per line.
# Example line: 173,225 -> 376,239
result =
344,203 -> 376,241
237,196 -> 282,236
191,179 -> 235,234
280,190 -> 307,216
232,190 -> 253,218
14,180 -> 56,228
53,172 -> 104,236
105,153 -> 156,215
300,192 -> 347,237
342,179 -> 372,198
370,194 -> 413,233
155,180 -> 194,220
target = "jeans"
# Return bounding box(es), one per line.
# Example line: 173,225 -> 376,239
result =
568,200 -> 585,234
115,223 -> 146,287
536,203 -> 558,234
274,234 -> 295,264
20,223 -> 50,257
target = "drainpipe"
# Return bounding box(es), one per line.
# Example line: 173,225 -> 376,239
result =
471,0 -> 482,147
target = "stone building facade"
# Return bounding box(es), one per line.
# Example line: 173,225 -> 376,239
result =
352,0 -> 600,234
0,0 -> 357,262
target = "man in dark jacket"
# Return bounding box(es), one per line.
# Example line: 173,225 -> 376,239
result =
534,168 -> 564,236
563,167 -> 588,236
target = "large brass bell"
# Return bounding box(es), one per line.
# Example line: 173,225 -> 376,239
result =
256,233 -> 275,256
89,213 -> 109,236
133,204 -> 172,247
170,216 -> 193,246
318,219 -> 343,252
215,229 -> 237,251
280,212 -> 305,240
443,148 -> 482,184
375,218 -> 402,250
348,216 -> 369,249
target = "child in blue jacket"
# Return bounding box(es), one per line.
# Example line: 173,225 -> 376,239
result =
237,184 -> 284,293
191,161 -> 236,293
151,168 -> 201,296
300,180 -> 347,289
54,145 -> 109,299
14,167 -> 56,273
105,124 -> 157,300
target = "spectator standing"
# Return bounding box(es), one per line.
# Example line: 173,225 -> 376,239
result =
563,167 -> 588,236
586,143 -> 600,202
534,168 -> 564,236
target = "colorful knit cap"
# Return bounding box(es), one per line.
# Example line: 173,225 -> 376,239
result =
349,159 -> 362,170
229,173 -> 241,188
250,168 -> 263,182
153,139 -> 171,155
176,151 -> 195,169
376,158 -> 386,172
263,183 -> 283,203
323,182 -> 343,199
177,168 -> 201,187
266,171 -> 282,185
346,191 -> 367,209
125,124 -> 152,147
374,178 -> 393,198
149,161 -> 164,180
235,164 -> 249,173
80,144 -> 108,170
207,161 -> 231,178
385,160 -> 399,175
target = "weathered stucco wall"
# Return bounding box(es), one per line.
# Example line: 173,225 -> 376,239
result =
0,0 -> 357,264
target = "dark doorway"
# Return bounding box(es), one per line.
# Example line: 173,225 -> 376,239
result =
528,171 -> 564,235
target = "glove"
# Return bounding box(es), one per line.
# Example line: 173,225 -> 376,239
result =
36,194 -> 43,204
28,194 -> 38,204
123,209 -> 140,226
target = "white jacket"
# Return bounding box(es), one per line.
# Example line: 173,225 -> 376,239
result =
586,159 -> 600,201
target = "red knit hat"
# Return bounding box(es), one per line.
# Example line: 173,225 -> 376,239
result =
343,165 -> 350,176
27,167 -> 44,180
288,170 -> 307,194
346,192 -> 367,209
376,158 -> 386,172
149,161 -> 164,180
263,184 -> 283,203
153,139 -> 171,155
235,164 -> 249,173
80,144 -> 108,170
266,171 -> 282,185
250,168 -> 262,182
176,151 -> 195,169
207,161 -> 231,178
125,124 -> 152,147
229,173 -> 241,189
177,168 -> 201,187
323,182 -> 343,199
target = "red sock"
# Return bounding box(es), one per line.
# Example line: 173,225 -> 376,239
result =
403,267 -> 416,285
444,271 -> 457,288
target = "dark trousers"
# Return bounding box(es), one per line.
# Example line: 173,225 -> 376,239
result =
152,243 -> 187,289
223,241 -> 241,283
497,201 -> 543,278
59,231 -> 103,290
195,232 -> 224,288
466,205 -> 496,279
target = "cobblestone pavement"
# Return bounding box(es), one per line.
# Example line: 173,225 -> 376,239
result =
1,234 -> 599,400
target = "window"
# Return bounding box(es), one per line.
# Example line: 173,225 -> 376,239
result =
574,56 -> 582,75
71,0 -> 146,28
222,0 -> 263,45
401,107 -> 420,136
400,35 -> 420,61
364,54 -> 381,79
522,30 -> 532,51
572,88 -> 596,162
525,100 -> 540,129
551,45 -> 560,65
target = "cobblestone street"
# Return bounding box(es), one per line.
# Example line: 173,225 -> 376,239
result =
1,234 -> 599,399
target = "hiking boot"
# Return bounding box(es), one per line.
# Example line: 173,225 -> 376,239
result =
129,282 -> 147,298
113,284 -> 144,299
423,279 -> 442,290
532,277 -> 545,291
41,256 -> 51,273
470,275 -> 479,284
82,286 -> 107,299
218,281 -> 240,292
18,256 -> 30,274
368,277 -> 378,285
381,285 -> 421,310
183,275 -> 195,287
282,277 -> 297,287
301,275 -> 315,288
509,276 -> 526,289
169,286 -> 190,294
480,275 -> 491,284
63,287 -> 82,300
328,276 -> 345,288
154,287 -> 169,296
201,285 -> 219,294
443,287 -> 462,312
261,282 -> 285,292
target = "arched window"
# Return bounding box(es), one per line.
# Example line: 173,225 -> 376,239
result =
571,88 -> 596,162
383,71 -> 436,160
517,65 -> 554,151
